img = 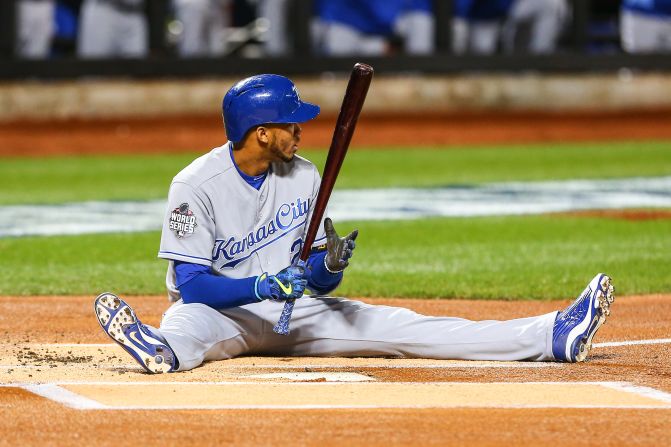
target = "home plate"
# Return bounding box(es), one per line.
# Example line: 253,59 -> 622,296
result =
243,372 -> 374,382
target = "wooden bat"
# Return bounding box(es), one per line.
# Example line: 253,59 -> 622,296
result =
273,62 -> 374,335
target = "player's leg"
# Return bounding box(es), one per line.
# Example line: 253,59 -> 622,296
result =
394,11 -> 435,55
620,10 -> 661,53
94,293 -> 179,373
322,23 -> 386,56
527,0 -> 567,53
16,0 -> 55,58
451,18 -> 468,54
175,0 -> 209,57
205,0 -> 231,56
237,297 -> 557,361
94,293 -> 257,372
78,0 -> 115,57
663,19 -> 671,51
258,0 -> 290,56
116,9 -> 148,57
157,301 -> 255,370
242,274 -> 613,363
470,21 -> 501,54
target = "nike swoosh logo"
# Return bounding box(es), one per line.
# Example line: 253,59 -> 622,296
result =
272,277 -> 293,295
128,331 -> 145,348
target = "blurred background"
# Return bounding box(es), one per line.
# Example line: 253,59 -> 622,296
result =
4,0 -> 671,61
2,0 -> 671,152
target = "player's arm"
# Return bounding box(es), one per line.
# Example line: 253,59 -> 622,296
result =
305,218 -> 358,295
175,261 -> 307,308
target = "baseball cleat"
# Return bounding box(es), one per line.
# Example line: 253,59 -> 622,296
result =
94,292 -> 177,374
552,273 -> 615,362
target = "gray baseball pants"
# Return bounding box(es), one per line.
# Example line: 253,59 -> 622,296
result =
152,297 -> 558,371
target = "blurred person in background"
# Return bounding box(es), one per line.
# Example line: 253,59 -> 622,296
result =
15,0 -> 56,58
316,0 -> 434,56
257,0 -> 291,56
452,0 -> 514,54
502,0 -> 568,53
394,0 -> 435,55
77,0 -> 148,58
173,0 -> 232,57
621,0 -> 671,52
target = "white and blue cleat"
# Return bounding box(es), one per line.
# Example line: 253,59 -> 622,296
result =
94,292 -> 177,374
552,273 -> 615,362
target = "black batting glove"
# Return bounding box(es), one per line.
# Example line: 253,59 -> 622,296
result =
324,218 -> 358,273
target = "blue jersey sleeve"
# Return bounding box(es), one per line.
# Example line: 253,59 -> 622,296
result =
306,250 -> 343,295
174,261 -> 259,309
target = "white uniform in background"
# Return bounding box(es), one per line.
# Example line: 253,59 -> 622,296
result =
394,8 -> 435,55
621,0 -> 671,53
452,19 -> 502,54
77,0 -> 148,58
173,0 -> 231,57
153,142 -> 557,371
16,0 -> 55,59
503,0 -> 568,54
257,0 -> 291,56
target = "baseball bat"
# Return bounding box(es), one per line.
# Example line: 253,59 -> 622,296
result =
273,62 -> 374,335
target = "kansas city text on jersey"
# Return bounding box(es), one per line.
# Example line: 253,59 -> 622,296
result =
212,197 -> 310,268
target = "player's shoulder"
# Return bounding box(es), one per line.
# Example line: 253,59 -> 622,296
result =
172,144 -> 234,188
293,154 -> 319,171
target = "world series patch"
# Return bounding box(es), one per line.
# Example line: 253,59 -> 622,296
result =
169,203 -> 197,238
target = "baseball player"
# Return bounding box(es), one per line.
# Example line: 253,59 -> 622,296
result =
77,0 -> 148,58
621,0 -> 671,53
94,74 -> 615,374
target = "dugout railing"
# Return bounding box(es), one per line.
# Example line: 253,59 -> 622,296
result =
1,0 -> 670,79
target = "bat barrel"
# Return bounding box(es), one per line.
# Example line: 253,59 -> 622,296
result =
298,63 -> 374,261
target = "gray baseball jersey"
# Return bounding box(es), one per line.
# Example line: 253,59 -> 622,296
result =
158,142 -> 327,302
150,142 -> 558,370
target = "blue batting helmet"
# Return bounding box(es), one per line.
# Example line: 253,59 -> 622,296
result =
222,74 -> 320,143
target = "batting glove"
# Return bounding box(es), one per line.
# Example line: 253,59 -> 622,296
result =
324,218 -> 358,273
255,261 -> 307,301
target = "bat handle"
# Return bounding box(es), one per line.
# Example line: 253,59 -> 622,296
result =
273,298 -> 295,335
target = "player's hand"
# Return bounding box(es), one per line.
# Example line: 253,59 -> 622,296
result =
255,261 -> 307,301
324,218 -> 358,273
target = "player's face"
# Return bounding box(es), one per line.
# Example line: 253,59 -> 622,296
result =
267,123 -> 302,162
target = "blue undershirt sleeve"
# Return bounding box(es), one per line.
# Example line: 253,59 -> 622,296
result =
306,250 -> 343,295
174,261 -> 259,309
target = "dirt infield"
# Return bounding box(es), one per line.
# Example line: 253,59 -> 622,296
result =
3,110 -> 671,156
2,294 -> 670,446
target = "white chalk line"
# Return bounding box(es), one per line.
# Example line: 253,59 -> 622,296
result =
600,382 -> 671,405
593,338 -> 671,348
22,384 -> 107,410
3,381 -> 671,411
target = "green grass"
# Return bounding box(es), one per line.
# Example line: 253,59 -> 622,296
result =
2,215 -> 669,298
2,140 -> 670,205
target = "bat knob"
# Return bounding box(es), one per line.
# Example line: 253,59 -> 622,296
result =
354,63 -> 374,76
